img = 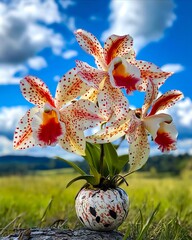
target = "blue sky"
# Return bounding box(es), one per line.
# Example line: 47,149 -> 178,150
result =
0,0 -> 192,159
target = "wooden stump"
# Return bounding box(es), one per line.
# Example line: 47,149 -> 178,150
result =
2,228 -> 126,240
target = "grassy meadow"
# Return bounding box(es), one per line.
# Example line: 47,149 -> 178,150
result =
0,169 -> 192,239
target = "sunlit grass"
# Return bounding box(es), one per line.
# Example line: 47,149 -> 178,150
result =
0,170 -> 192,239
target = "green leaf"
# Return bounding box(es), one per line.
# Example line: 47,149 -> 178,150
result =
117,154 -> 129,173
66,175 -> 98,188
84,143 -> 103,181
55,157 -> 86,176
85,142 -> 101,171
103,143 -> 118,176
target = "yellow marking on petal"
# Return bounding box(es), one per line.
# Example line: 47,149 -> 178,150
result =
99,76 -> 107,90
43,109 -> 59,125
111,60 -> 140,94
112,61 -> 129,79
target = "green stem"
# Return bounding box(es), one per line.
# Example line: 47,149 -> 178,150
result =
99,144 -> 104,177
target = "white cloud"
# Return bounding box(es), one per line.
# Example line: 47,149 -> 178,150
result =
0,64 -> 28,84
0,0 -> 64,64
59,0 -> 75,9
0,135 -> 82,160
161,63 -> 184,73
62,50 -> 78,59
0,136 -> 13,156
12,0 -> 61,24
166,97 -> 192,131
67,17 -> 76,31
0,106 -> 29,134
102,0 -> 176,52
0,0 -> 73,85
175,138 -> 192,155
28,56 -> 47,70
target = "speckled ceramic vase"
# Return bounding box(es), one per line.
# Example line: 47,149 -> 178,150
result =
75,187 -> 129,231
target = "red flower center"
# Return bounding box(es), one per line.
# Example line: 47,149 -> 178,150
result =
112,61 -> 140,94
37,110 -> 63,145
155,131 -> 176,152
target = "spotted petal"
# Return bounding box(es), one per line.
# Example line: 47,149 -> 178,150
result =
128,123 -> 150,173
108,57 -> 141,94
126,49 -> 136,62
86,121 -> 128,144
61,99 -> 105,131
20,76 -> 55,107
86,110 -> 133,143
124,110 -> 141,143
59,125 -> 86,155
98,78 -> 129,123
148,90 -> 184,116
104,34 -> 133,65
76,60 -> 108,89
142,78 -> 159,117
81,88 -> 99,103
133,60 -> 173,91
75,29 -> 106,69
55,68 -> 90,109
13,108 -> 37,149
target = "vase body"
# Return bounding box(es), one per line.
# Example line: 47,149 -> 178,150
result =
75,187 -> 129,231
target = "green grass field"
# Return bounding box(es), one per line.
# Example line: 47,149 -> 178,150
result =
0,169 -> 192,239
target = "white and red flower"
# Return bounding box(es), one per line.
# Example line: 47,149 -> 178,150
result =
86,78 -> 183,173
75,29 -> 172,123
13,71 -> 105,155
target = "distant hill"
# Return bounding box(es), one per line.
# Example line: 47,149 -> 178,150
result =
0,155 -> 72,175
141,153 -> 192,174
0,153 -> 191,176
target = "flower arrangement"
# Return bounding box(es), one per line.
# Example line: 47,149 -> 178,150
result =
13,29 -> 183,231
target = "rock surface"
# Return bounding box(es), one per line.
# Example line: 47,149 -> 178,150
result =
2,228 -> 125,240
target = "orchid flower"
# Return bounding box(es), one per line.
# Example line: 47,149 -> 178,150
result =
86,78 -> 183,173
13,71 -> 105,155
75,29 -> 135,123
75,29 -> 172,123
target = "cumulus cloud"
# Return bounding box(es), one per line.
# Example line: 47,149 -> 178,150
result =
59,0 -> 75,9
0,0 -> 64,64
161,63 -> 184,73
62,50 -> 78,59
175,138 -> 192,155
166,97 -> 192,134
0,134 -> 82,160
102,0 -> 176,52
0,0 -> 79,84
27,56 -> 47,70
0,106 -> 29,136
0,64 -> 28,84
0,136 -> 13,156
